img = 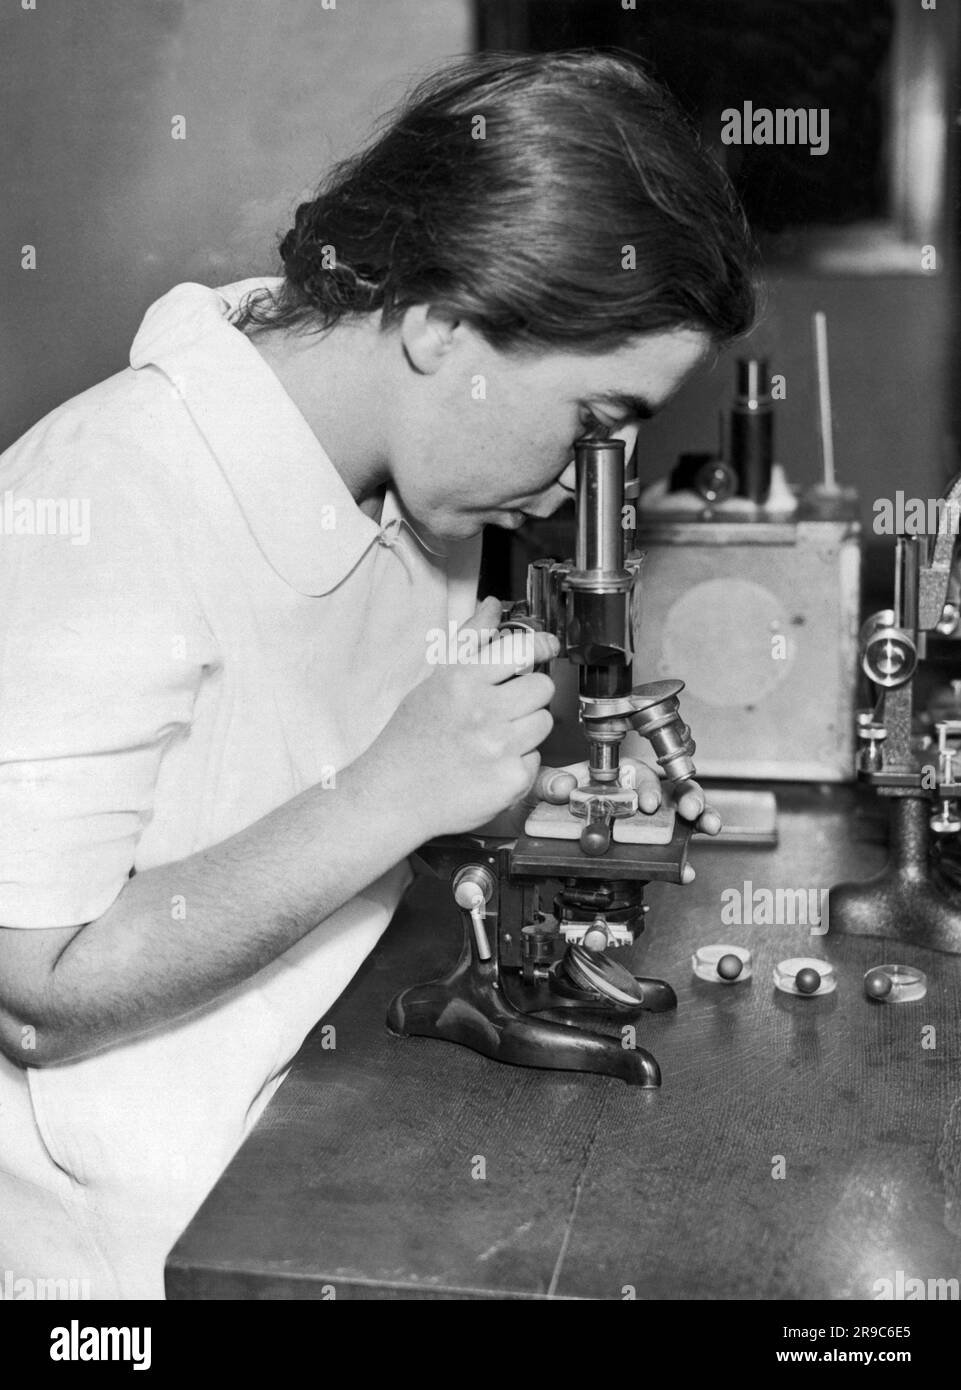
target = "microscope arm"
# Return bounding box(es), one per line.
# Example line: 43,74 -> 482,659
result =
831,472 -> 961,953
917,469 -> 961,631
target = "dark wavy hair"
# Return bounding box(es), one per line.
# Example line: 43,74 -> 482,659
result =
235,50 -> 759,351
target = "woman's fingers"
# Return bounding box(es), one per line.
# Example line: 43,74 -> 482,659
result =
455,595 -> 504,645
620,766 -> 722,833
675,781 -> 723,834
618,757 -> 662,814
501,671 -> 555,718
531,767 -> 578,803
676,783 -> 704,823
696,806 -> 723,836
485,627 -> 559,680
508,708 -> 555,756
445,599 -> 560,682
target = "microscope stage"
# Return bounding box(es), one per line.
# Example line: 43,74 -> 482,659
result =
524,796 -> 676,845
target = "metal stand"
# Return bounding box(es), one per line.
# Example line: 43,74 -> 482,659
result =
387,909 -> 664,1087
387,834 -> 686,1087
830,796 -> 961,955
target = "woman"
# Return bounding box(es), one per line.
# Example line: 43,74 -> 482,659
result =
0,50 -> 756,1298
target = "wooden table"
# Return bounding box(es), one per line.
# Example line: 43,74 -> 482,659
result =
166,788 -> 961,1300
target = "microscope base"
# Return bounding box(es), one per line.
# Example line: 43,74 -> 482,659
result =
830,796 -> 961,955
387,946 -> 665,1087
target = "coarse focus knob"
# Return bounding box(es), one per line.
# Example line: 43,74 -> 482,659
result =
452,866 -> 496,963
860,614 -> 917,689
452,866 -> 495,912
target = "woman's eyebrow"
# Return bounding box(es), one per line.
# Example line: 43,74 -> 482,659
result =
591,391 -> 655,420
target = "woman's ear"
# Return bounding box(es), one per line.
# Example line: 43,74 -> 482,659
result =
400,304 -> 462,375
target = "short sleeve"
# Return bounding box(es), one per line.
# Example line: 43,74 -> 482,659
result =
0,437 -> 213,928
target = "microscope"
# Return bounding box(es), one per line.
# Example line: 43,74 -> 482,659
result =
387,437 -> 703,1086
831,470 -> 961,954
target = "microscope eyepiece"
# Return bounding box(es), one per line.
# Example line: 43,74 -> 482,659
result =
574,437 -> 627,576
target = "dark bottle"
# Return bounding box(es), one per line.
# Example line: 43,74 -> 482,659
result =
730,358 -> 774,504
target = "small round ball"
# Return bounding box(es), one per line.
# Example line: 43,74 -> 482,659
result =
795,967 -> 822,995
717,953 -> 743,981
864,969 -> 893,1000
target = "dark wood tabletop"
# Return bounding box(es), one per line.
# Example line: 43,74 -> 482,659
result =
166,787 -> 961,1300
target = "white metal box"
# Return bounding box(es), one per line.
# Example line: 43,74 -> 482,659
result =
632,502 -> 861,781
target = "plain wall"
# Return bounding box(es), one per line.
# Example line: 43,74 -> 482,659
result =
0,0 -> 472,447
1,0 -> 957,598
